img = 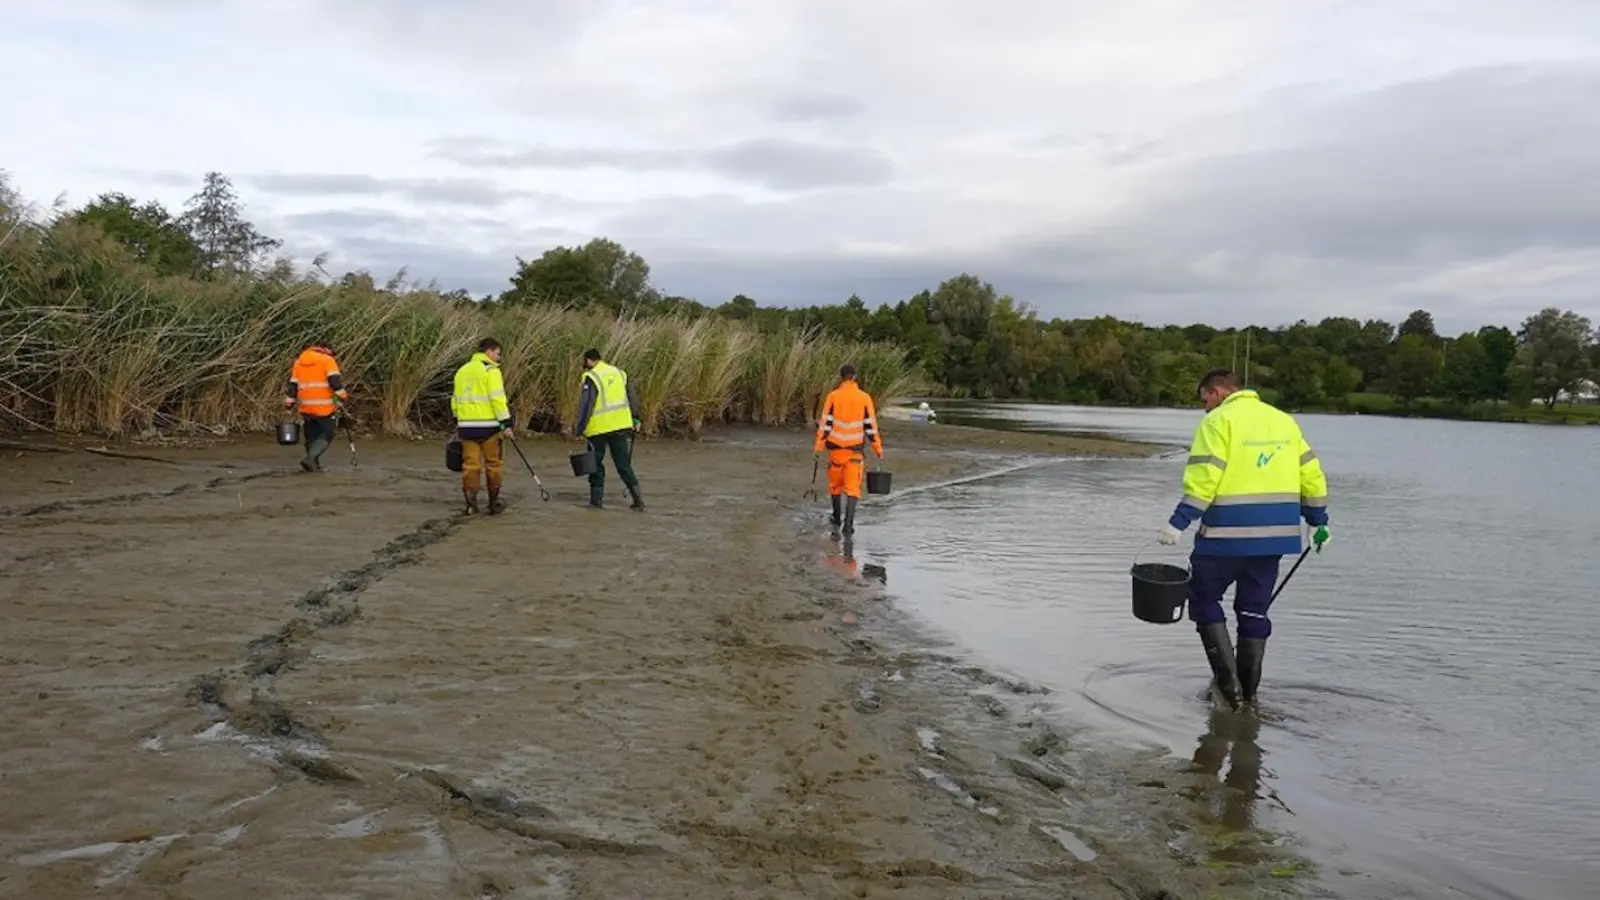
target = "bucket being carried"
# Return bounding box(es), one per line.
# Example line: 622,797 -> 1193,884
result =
569,447 -> 598,476
1130,556 -> 1189,624
276,421 -> 300,446
445,439 -> 463,472
865,459 -> 892,495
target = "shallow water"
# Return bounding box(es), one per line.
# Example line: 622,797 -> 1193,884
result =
862,403 -> 1600,900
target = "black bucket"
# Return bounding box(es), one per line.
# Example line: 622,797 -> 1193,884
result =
276,421 -> 300,446
1130,562 -> 1189,624
569,448 -> 597,476
445,439 -> 463,473
865,469 -> 893,495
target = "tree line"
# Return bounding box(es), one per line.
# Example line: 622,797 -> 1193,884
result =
487,229 -> 1600,416
7,170 -> 1598,420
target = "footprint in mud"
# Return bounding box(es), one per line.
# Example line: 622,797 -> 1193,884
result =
1037,824 -> 1099,862
852,681 -> 882,714
954,665 -> 1049,696
915,767 -> 1000,819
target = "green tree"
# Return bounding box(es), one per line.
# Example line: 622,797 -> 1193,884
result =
502,237 -> 657,314
71,193 -> 202,277
1398,309 -> 1439,345
1272,347 -> 1326,407
1321,357 -> 1361,403
1476,325 -> 1517,402
1388,334 -> 1441,405
1508,307 -> 1593,408
1437,332 -> 1493,405
1350,319 -> 1394,390
178,171 -> 281,275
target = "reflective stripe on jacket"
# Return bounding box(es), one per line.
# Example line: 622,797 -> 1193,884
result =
289,347 -> 347,418
1169,390 -> 1329,557
452,352 -> 512,440
581,361 -> 632,437
813,380 -> 883,454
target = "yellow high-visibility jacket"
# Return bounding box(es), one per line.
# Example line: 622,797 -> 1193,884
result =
452,352 -> 511,440
1169,390 -> 1329,556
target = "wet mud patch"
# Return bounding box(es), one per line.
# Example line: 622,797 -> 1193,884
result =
1,469 -> 283,519
953,664 -> 1051,696
296,514 -> 464,612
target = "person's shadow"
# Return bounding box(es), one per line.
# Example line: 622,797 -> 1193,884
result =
1188,706 -> 1266,835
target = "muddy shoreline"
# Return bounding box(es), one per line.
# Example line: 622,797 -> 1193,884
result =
1,424 -> 1316,899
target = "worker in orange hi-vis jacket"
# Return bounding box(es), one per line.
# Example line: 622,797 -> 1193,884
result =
812,363 -> 884,535
284,341 -> 349,473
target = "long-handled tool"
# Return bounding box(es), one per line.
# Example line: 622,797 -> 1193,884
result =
505,434 -> 552,501
1270,546 -> 1313,602
805,455 -> 820,501
341,414 -> 358,468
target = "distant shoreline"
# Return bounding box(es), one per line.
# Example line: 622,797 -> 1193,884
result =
898,393 -> 1600,428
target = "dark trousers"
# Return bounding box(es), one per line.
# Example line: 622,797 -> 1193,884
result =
588,430 -> 638,491
1186,554 -> 1281,640
302,414 -> 337,465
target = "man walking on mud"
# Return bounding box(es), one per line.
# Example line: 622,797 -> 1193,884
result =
1158,369 -> 1330,711
284,341 -> 349,473
452,337 -> 514,515
574,348 -> 644,510
814,363 -> 884,536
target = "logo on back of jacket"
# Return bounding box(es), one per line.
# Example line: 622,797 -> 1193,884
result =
1245,440 -> 1287,468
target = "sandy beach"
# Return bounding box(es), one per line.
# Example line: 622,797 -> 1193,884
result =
0,422 -> 1315,899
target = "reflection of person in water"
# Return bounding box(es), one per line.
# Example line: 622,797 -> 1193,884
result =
1189,707 -> 1265,832
821,537 -> 860,580
819,538 -> 888,584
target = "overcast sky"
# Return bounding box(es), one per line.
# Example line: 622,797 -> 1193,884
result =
3,0 -> 1598,332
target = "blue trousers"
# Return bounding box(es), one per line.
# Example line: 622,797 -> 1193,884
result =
1187,554 -> 1281,640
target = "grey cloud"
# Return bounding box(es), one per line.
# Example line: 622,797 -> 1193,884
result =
573,63 -> 1600,332
431,136 -> 895,190
1095,64 -> 1600,262
770,92 -> 864,123
272,208 -> 584,291
105,169 -> 196,188
279,208 -> 425,233
247,172 -> 532,208
703,138 -> 892,190
285,60 -> 1600,332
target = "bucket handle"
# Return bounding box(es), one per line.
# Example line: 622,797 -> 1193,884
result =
1132,541 -> 1191,574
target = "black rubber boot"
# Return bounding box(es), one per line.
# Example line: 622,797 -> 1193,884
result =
487,486 -> 505,515
588,483 -> 604,508
308,437 -> 331,471
830,495 -> 842,527
626,484 -> 644,511
1236,637 -> 1266,706
463,489 -> 479,515
842,496 -> 858,535
1198,621 -> 1242,711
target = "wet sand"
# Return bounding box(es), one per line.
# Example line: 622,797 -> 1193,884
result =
0,424 -> 1315,899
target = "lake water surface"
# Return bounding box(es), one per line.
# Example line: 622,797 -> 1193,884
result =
859,402 -> 1598,900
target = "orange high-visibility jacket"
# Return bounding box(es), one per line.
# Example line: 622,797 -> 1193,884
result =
287,346 -> 348,418
814,379 -> 883,454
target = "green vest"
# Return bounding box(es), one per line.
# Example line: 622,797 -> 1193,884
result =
582,361 -> 632,437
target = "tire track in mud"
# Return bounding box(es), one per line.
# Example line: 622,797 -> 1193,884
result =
1,469 -> 286,519
182,509 -> 668,868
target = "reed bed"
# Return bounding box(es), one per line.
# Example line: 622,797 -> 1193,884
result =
0,216 -> 922,437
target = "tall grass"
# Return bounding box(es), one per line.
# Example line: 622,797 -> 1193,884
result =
0,211 -> 923,438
